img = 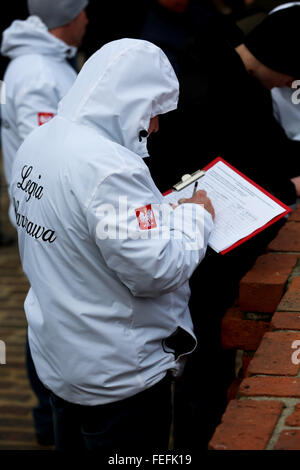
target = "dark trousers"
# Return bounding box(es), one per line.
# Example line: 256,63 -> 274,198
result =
49,374 -> 172,453
25,337 -> 54,442
173,219 -> 286,450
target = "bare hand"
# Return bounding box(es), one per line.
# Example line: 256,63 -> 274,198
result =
291,176 -> 300,197
177,190 -> 215,220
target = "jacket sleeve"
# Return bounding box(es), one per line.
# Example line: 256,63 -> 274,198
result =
14,77 -> 58,141
86,166 -> 214,298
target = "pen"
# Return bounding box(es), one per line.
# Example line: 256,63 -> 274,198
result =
192,181 -> 198,196
178,181 -> 199,206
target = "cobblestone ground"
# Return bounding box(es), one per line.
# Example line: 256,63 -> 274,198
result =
0,159 -> 51,450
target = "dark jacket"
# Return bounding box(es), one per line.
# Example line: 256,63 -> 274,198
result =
141,8 -> 298,206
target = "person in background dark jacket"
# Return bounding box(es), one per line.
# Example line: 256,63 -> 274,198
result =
141,0 -> 300,451
141,0 -> 244,76
80,0 -> 149,58
142,1 -> 299,204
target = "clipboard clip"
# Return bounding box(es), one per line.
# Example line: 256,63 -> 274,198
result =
172,170 -> 205,191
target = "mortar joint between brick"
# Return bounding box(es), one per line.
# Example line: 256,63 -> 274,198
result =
272,329 -> 300,333
266,398 -> 300,449
235,396 -> 300,449
286,260 -> 300,289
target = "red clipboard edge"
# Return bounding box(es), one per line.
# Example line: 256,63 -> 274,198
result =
163,156 -> 292,255
204,157 -> 292,255
203,157 -> 292,212
163,189 -> 173,196
219,212 -> 289,255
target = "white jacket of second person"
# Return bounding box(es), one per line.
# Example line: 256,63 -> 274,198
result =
270,2 -> 300,141
1,16 -> 77,222
11,39 -> 214,406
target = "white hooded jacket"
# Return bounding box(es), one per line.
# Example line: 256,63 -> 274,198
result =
11,39 -> 214,405
1,16 -> 77,220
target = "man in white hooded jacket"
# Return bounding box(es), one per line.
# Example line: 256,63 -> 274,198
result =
1,0 -> 88,223
1,0 -> 88,446
11,38 -> 214,452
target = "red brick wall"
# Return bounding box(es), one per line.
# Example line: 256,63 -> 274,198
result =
209,204 -> 300,450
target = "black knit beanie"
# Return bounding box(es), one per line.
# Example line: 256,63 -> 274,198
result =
244,5 -> 300,77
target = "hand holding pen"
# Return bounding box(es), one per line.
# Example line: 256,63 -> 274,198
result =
177,181 -> 215,220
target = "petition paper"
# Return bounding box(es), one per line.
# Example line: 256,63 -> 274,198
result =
164,160 -> 285,253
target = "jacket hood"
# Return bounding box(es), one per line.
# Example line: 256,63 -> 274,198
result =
270,2 -> 300,14
1,16 -> 77,60
58,38 -> 179,158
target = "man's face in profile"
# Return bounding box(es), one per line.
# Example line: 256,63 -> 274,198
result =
66,10 -> 89,47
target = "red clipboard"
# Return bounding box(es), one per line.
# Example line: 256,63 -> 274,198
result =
164,157 -> 292,255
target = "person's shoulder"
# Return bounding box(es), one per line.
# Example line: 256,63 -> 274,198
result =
62,123 -> 147,179
5,53 -> 57,87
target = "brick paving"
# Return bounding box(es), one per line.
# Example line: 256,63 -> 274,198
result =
0,157 -> 51,450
